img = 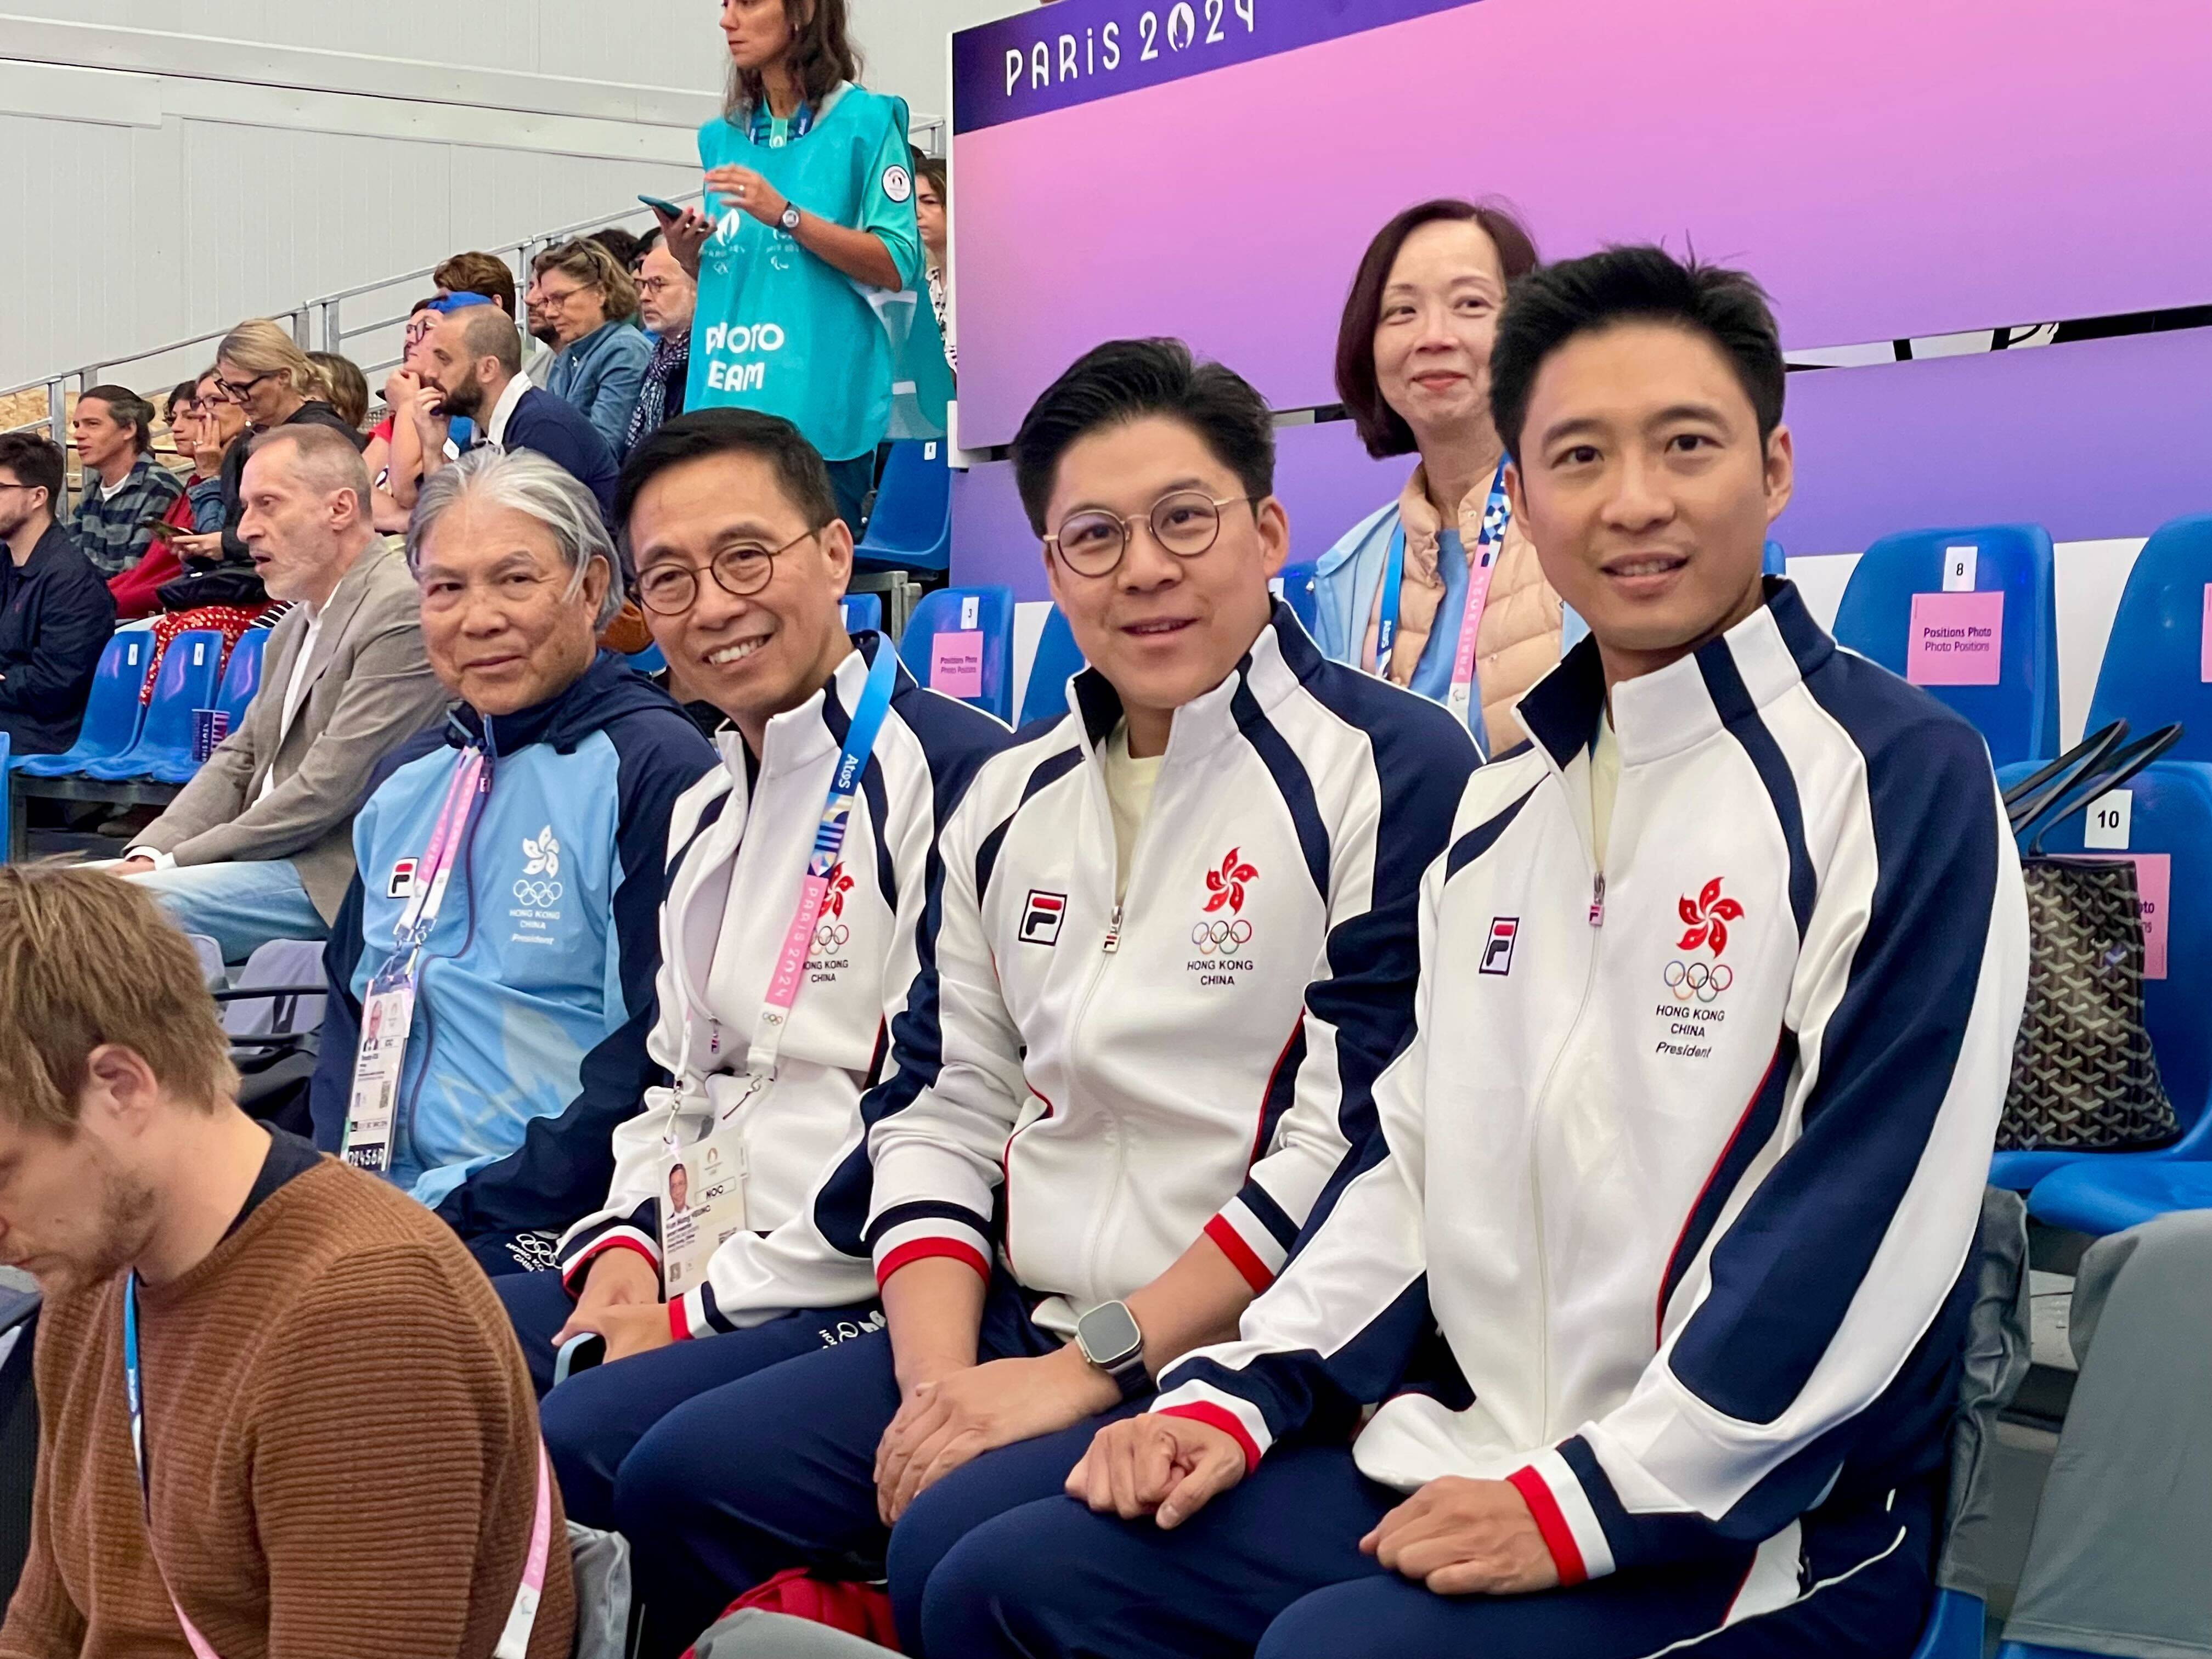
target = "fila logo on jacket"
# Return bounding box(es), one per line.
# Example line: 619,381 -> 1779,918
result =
1154,583 -> 2029,1593
860,604 -> 1479,1329
556,637 -> 1011,1338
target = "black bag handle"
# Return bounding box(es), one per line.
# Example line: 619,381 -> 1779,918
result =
2003,719 -> 2128,831
2020,723 -> 2185,855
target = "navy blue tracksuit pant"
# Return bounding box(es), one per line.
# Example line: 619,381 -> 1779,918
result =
497,1268 -> 888,1654
912,1455 -> 1937,1659
572,1273 -> 1076,1659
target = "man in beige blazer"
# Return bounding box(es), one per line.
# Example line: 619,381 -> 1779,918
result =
118,425 -> 448,962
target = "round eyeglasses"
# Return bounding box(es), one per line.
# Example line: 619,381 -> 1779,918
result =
1045,491 -> 1263,578
635,526 -> 821,616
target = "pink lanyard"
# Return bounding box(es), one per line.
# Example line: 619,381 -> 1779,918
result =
391,748 -> 488,952
1444,462 -> 1514,730
125,1271 -> 555,1659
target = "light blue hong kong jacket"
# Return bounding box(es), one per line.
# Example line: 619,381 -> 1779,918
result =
1310,500 -> 1589,760
309,651 -> 716,1256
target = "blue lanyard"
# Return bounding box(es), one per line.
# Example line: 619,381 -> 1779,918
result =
816,633 -> 899,866
749,100 -> 814,146
122,1272 -> 150,1500
745,635 -> 900,1080
1373,526 -> 1408,675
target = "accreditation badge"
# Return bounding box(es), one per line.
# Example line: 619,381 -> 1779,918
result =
341,968 -> 419,1174
659,1099 -> 751,1297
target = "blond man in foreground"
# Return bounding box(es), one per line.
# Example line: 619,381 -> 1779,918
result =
0,867 -> 573,1659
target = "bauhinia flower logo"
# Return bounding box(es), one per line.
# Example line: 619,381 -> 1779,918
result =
1678,877 -> 1743,956
821,861 -> 855,919
1205,847 -> 1259,917
523,827 -> 560,879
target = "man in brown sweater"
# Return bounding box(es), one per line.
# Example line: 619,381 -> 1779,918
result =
0,864 -> 574,1659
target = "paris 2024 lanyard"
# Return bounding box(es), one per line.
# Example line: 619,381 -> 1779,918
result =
341,746 -> 490,1173
659,641 -> 898,1290
1373,460 -> 1512,733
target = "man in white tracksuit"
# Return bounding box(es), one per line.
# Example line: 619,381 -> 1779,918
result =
608,340 -> 1482,1653
490,410 -> 1011,1557
921,250 -> 2030,1658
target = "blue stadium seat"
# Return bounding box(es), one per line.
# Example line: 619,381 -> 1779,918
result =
842,592 -> 884,635
213,629 -> 268,729
1832,524 -> 2060,764
81,630 -> 225,783
1276,561 -> 1319,636
854,440 -> 952,573
1910,1590 -> 1985,1659
629,641 -> 668,676
901,586 -> 1013,721
1019,605 -> 1085,727
1763,539 -> 1788,576
12,632 -> 153,777
2081,514 -> 2212,763
1986,759 -> 2212,1216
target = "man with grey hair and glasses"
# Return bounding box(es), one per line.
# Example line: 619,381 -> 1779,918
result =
308,448 -> 715,1277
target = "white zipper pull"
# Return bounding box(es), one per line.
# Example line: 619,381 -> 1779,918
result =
1588,873 -> 1606,928
1102,905 -> 1124,953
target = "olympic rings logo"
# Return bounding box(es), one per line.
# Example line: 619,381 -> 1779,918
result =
813,923 -> 851,952
1663,961 -> 1734,1003
512,879 -> 564,907
1191,919 -> 1254,957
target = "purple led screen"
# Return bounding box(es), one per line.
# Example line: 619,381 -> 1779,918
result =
950,0 -> 2212,447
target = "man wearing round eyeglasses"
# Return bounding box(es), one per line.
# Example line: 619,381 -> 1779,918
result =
487,410 -> 1010,1552
599,341 -> 1482,1654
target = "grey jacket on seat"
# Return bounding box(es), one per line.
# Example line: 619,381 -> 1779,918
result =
133,539 -> 447,920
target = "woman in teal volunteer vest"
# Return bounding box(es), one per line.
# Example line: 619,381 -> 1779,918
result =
1312,199 -> 1579,757
656,0 -> 924,532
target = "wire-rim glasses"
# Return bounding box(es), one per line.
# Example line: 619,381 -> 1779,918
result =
635,525 -> 821,616
1045,491 -> 1263,578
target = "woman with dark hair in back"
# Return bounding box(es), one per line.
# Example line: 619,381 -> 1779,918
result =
1310,199 -> 1576,758
651,0 -> 927,531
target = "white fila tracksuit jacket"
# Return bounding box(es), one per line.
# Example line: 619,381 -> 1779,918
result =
555,635 -> 1010,1338
1155,583 -> 2029,1592
859,605 -> 1479,1328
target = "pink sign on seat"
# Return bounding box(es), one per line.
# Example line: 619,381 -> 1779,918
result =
931,630 -> 986,699
1906,590 -> 2005,686
2085,853 -> 2170,979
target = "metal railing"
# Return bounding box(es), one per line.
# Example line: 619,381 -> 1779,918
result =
1,108 -> 946,446
0,191 -> 703,445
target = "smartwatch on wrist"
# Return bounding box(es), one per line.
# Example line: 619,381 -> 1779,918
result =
1074,1300 -> 1149,1402
778,202 -> 803,233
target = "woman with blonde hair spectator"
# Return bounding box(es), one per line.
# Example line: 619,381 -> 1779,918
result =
535,238 -> 653,454
176,319 -> 363,573
309,350 -> 371,431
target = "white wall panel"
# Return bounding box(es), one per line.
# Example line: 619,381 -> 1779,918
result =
0,0 -> 1018,393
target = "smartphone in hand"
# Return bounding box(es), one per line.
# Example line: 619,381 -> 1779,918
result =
639,195 -> 684,219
